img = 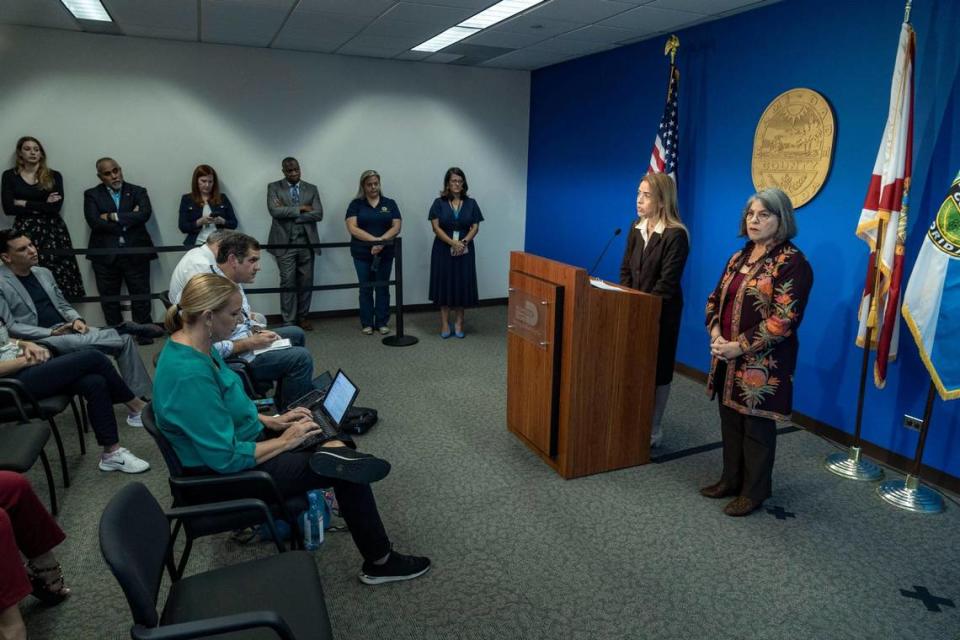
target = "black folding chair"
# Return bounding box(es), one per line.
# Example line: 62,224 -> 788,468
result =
99,482 -> 332,640
0,422 -> 57,515
141,403 -> 305,578
0,379 -> 85,487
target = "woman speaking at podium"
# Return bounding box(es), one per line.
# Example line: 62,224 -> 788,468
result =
619,173 -> 689,448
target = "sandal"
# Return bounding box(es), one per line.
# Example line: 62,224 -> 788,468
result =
27,560 -> 71,605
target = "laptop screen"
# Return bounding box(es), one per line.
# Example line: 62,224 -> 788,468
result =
322,370 -> 357,426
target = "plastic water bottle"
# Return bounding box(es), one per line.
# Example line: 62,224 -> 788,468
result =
302,490 -> 325,551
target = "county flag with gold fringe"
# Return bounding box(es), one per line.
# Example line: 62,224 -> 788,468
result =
855,21 -> 915,388
901,171 -> 960,400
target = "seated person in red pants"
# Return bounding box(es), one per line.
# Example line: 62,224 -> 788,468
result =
0,471 -> 70,640
0,321 -> 149,473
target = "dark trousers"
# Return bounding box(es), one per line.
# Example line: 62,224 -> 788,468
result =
353,255 -> 394,329
0,471 -> 66,610
276,247 -> 315,324
715,364 -> 777,502
257,450 -> 391,562
15,350 -> 134,447
91,256 -> 153,325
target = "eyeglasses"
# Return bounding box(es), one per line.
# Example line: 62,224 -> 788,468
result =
745,210 -> 776,222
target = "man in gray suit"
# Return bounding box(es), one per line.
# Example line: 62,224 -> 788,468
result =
267,157 -> 323,330
0,230 -> 154,401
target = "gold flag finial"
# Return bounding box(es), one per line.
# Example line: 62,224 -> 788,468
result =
664,35 -> 679,64
904,0 -> 912,24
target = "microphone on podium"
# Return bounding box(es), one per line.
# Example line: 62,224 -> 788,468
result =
588,227 -> 622,276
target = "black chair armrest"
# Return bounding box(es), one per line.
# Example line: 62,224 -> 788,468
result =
169,470 -> 287,507
0,378 -> 41,422
166,499 -> 283,554
132,611 -> 295,640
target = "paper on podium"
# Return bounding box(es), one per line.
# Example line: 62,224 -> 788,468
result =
589,278 -> 630,292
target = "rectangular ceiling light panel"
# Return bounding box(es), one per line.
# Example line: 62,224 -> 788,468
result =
61,0 -> 112,22
412,0 -> 545,53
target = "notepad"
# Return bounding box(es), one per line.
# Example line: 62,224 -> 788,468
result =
253,338 -> 292,356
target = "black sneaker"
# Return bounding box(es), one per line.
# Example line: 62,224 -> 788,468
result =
309,447 -> 390,484
359,552 -> 431,585
115,321 -> 166,339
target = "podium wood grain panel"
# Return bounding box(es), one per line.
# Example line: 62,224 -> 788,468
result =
507,252 -> 660,479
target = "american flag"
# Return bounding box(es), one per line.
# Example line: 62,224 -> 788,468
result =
648,64 -> 679,180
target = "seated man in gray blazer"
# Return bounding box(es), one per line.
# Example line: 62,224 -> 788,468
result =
0,230 -> 156,408
267,157 -> 323,330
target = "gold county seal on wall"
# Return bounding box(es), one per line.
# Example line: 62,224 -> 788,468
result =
752,88 -> 835,208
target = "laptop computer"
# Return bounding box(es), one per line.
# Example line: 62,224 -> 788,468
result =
288,369 -> 359,449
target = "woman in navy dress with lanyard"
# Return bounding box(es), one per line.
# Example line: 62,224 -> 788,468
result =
428,167 -> 483,338
345,170 -> 402,335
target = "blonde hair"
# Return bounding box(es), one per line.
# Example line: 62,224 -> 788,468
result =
355,170 -> 381,200
164,273 -> 238,333
640,173 -> 688,239
14,137 -> 55,191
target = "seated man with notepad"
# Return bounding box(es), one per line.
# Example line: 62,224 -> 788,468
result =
180,233 -> 316,409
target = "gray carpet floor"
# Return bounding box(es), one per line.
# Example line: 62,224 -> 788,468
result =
17,306 -> 960,639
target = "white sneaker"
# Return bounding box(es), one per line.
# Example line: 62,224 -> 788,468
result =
99,447 -> 150,473
378,326 -> 391,335
126,412 -> 143,428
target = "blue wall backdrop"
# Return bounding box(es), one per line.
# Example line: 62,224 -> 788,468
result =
525,0 -> 960,477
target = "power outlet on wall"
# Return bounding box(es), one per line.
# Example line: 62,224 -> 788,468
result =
903,415 -> 923,431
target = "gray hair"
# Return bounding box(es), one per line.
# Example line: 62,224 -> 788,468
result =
206,230 -> 237,246
739,187 -> 797,242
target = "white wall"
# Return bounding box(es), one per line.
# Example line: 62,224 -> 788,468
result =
0,25 -> 529,324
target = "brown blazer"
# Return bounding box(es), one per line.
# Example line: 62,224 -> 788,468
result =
619,224 -> 689,385
705,240 -> 814,420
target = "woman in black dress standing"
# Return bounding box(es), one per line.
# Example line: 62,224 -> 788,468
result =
428,167 -> 483,338
619,172 -> 689,448
1,136 -> 85,297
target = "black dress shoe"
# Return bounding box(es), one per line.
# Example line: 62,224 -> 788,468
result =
135,335 -> 154,346
723,496 -> 762,517
699,480 -> 738,499
115,321 -> 166,339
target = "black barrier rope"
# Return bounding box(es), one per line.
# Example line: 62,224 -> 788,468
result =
47,238 -> 419,347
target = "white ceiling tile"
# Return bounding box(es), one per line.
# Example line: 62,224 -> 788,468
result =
600,5 -> 702,32
395,50 -> 432,60
529,0 -> 635,23
481,48 -> 572,70
463,28 -> 547,49
276,11 -> 371,42
560,24 -> 639,44
646,0 -> 763,14
122,25 -> 197,41
426,51 -> 462,63
402,0 -> 494,7
103,0 -> 196,30
0,0 -> 80,30
273,38 -> 345,53
337,33 -> 416,55
362,19 -> 449,40
379,2 -> 474,24
527,37 -> 612,56
493,15 -> 579,38
201,0 -> 295,47
295,0 -> 396,17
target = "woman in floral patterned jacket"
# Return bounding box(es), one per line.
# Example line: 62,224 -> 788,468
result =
700,188 -> 813,517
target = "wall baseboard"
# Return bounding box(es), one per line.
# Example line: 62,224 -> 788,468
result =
674,362 -> 960,497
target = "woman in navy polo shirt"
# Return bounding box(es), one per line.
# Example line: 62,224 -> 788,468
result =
345,170 -> 402,335
178,164 -> 238,246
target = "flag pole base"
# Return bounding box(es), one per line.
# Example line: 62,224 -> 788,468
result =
877,474 -> 944,513
824,446 -> 884,481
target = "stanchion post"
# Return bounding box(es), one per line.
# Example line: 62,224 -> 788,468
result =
382,237 -> 418,347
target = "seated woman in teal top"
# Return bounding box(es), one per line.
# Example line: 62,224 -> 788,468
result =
152,273 -> 431,585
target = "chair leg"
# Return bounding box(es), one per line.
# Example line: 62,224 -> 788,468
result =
80,400 -> 90,433
69,398 -> 86,455
176,536 -> 194,580
39,450 -> 58,516
47,418 -> 70,488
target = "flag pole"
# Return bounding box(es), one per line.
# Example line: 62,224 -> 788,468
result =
877,381 -> 944,513
824,218 -> 886,481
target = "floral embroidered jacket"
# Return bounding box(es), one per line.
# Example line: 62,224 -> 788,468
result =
705,240 -> 813,420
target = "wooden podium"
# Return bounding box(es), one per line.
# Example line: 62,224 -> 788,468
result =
506,252 -> 661,479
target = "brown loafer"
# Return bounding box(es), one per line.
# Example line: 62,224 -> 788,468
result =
298,319 -> 314,331
723,496 -> 762,517
699,481 -> 737,499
